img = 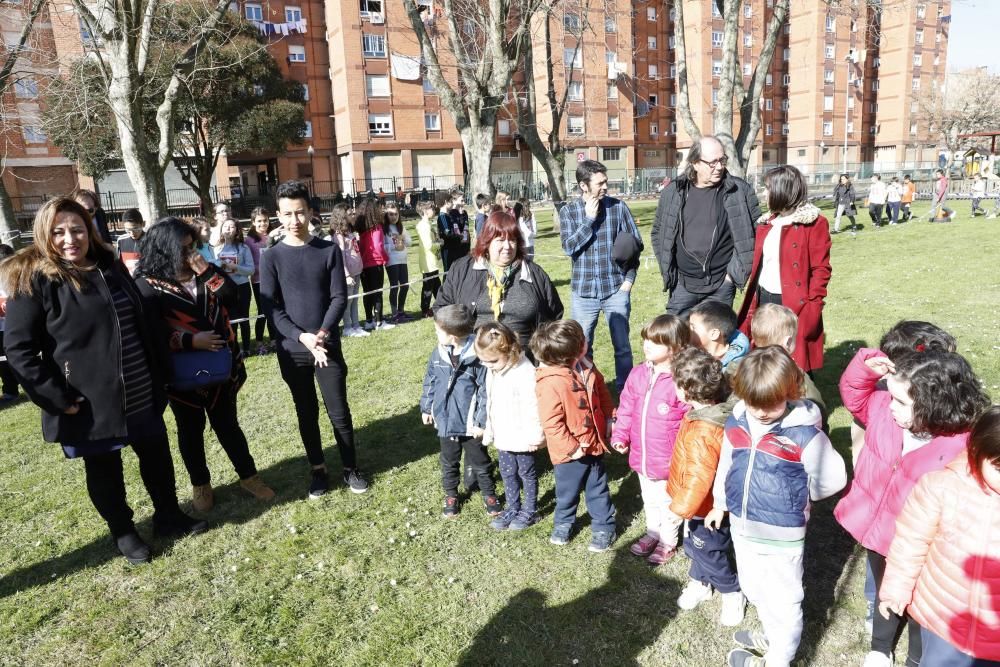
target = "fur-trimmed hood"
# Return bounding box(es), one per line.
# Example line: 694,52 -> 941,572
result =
756,202 -> 822,227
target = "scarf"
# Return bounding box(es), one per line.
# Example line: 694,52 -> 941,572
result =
485,261 -> 520,319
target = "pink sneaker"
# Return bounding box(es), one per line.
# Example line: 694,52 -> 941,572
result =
647,543 -> 677,566
629,534 -> 659,557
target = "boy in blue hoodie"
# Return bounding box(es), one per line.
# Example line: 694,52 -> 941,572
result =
707,347 -> 846,667
420,304 -> 501,519
687,300 -> 750,373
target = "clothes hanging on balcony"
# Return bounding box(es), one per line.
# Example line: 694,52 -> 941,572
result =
391,53 -> 422,81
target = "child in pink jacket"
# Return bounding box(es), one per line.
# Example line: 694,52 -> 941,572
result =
835,349 -> 989,667
611,314 -> 690,565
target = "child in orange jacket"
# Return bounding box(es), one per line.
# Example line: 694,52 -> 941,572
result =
531,319 -> 618,553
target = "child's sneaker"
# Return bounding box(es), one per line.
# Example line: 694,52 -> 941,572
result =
550,523 -> 572,546
508,510 -> 538,531
343,469 -> 369,493
727,649 -> 765,667
442,496 -> 459,519
677,580 -> 714,610
733,630 -> 769,654
719,591 -> 746,626
629,534 -> 658,557
862,651 -> 893,667
647,543 -> 676,565
588,530 -> 615,553
489,507 -> 518,531
483,495 -> 502,516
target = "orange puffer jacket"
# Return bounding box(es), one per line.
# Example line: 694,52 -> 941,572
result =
880,454 -> 1000,660
667,400 -> 734,519
535,358 -> 614,465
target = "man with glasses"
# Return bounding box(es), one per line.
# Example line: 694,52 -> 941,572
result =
651,135 -> 760,316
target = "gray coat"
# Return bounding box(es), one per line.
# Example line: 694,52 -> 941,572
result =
650,173 -> 761,292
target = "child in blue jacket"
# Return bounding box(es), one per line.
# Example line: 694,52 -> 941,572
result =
420,304 -> 501,519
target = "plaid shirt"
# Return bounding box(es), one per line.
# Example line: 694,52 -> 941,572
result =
560,195 -> 640,299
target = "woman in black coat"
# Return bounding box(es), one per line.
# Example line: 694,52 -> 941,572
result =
434,210 -> 563,353
0,197 -> 206,565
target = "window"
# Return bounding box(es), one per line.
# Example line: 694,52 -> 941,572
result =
649,94 -> 658,107
245,3 -> 262,20
14,78 -> 38,99
648,64 -> 658,78
914,53 -> 922,67
847,96 -> 854,109
669,8 -> 676,21
912,78 -> 920,90
668,35 -> 675,49
742,63 -> 751,76
847,121 -> 854,134
568,116 -> 584,135
498,119 -> 511,135
647,6 -> 656,21
782,48 -> 790,61
743,33 -> 752,47
712,3 -> 721,18
873,57 -> 880,68
825,15 -> 835,32
781,98 -> 789,111
650,122 -> 658,136
422,76 -> 436,94
602,148 -> 622,161
782,74 -> 790,86
712,61 -> 722,77
648,36 -> 657,50
360,0 -> 382,16
871,80 -> 879,91
285,6 -> 302,22
564,13 -> 581,34
781,123 -> 789,135
744,4 -> 752,18
823,121 -> 833,136
362,33 -> 386,57
766,73 -> 773,86
935,31 -> 942,44
670,121 -> 677,134
669,65 -> 676,78
301,121 -> 313,138
765,98 -> 773,110
301,83 -> 309,101
492,150 -> 517,159
563,48 -> 582,69
607,82 -> 618,99
824,69 -> 834,83
425,113 -> 440,131
910,101 -> 919,113
712,31 -> 723,48
645,150 -> 661,158
369,113 -> 392,136
797,149 -> 806,158
22,126 -> 46,144
916,3 -> 926,19
766,124 -> 773,136
605,15 -> 616,33
870,125 -> 878,134
608,116 -> 620,131
784,23 -> 790,35
910,123 -> 918,135
288,45 -> 306,62
669,93 -> 677,107
711,89 -> 719,104
365,74 -> 389,97
568,81 -> 583,100
605,49 -> 615,64
915,30 -> 924,44
825,44 -> 835,59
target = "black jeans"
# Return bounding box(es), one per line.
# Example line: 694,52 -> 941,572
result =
757,286 -> 783,307
869,549 -> 922,666
360,265 -> 385,324
277,349 -> 358,470
439,436 -> 495,497
666,278 -> 737,319
386,263 -> 409,315
170,393 -> 257,486
869,203 -> 885,226
81,408 -> 181,537
232,282 -> 252,353
421,271 -> 441,312
0,331 -> 18,396
251,281 -> 276,343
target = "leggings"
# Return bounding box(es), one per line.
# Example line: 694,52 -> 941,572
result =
360,265 -> 385,325
421,271 -> 441,313
251,281 -> 276,342
869,549 -> 922,666
386,263 -> 409,315
233,282 -> 252,353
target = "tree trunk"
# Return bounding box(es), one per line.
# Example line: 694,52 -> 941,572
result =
459,122 -> 496,200
0,177 -> 19,242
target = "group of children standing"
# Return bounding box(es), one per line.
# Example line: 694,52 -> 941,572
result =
419,297 -> 999,667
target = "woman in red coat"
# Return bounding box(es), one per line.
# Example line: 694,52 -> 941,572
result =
737,166 -> 832,373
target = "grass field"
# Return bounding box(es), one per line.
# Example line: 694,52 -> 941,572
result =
1,198 -> 998,666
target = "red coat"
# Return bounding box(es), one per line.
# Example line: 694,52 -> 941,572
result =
737,204 -> 832,372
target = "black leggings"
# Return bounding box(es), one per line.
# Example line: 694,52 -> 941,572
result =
421,271 -> 441,313
360,266 -> 385,324
386,263 -> 409,315
869,549 -> 922,666
0,331 -> 18,396
251,282 -> 276,343
170,392 -> 257,486
277,349 -> 358,470
232,282 -> 252,353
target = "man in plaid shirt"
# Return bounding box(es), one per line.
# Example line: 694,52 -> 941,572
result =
560,160 -> 642,391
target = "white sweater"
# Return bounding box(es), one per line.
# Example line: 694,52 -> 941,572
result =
483,357 -> 545,452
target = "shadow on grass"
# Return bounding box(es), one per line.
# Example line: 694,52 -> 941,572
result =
0,404 -> 437,600
457,547 -> 682,666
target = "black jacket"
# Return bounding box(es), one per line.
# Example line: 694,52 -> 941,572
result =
650,173 -> 761,292
4,261 -> 169,443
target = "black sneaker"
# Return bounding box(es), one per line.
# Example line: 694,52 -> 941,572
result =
308,468 -> 330,499
442,495 -> 459,519
153,512 -> 209,538
483,495 -> 502,516
115,531 -> 152,564
343,469 -> 369,494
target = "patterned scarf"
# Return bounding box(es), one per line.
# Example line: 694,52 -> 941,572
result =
485,261 -> 520,319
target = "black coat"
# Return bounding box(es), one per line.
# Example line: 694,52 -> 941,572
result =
4,261 -> 169,443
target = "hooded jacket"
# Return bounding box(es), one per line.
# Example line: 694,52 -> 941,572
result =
879,454 -> 1000,661
483,356 -> 545,452
737,202 -> 832,373
834,348 -> 970,556
667,399 -> 734,519
535,357 -> 614,465
611,362 -> 690,480
419,336 -> 487,438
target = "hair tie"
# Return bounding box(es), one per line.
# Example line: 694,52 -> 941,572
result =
914,343 -> 926,352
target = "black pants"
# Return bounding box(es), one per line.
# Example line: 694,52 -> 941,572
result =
685,517 -> 740,594
81,408 -> 181,537
360,265 -> 385,324
0,331 -> 18,396
421,271 -> 441,312
386,263 -> 409,315
869,203 -> 885,226
757,286 -> 784,307
251,281 -> 276,343
869,549 -> 922,666
440,436 -> 495,497
277,349 -> 358,470
231,282 -> 252,353
666,278 -> 737,319
170,393 -> 257,486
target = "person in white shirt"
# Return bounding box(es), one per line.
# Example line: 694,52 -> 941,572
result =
513,198 -> 537,260
868,175 -> 888,228
971,173 -> 987,216
885,177 -> 903,225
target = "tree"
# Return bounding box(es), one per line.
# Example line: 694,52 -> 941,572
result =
916,68 -> 1000,155
0,0 -> 50,238
401,0 -> 539,198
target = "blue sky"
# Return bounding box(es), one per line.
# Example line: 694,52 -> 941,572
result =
947,0 -> 999,72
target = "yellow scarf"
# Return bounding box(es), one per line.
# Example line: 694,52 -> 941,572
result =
486,262 -> 516,319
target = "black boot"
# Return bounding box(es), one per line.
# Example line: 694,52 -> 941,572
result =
153,511 -> 209,538
115,531 -> 152,564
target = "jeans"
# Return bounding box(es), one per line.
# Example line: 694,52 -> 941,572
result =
920,627 -> 1000,666
497,450 -> 537,513
276,348 -> 358,470
834,203 -> 856,232
233,281 -> 252,353
386,263 -> 409,315
869,549 -> 922,666
571,288 -> 632,390
251,282 -> 276,342
552,455 -> 615,533
869,203 -> 885,226
902,202 -> 912,221
81,408 -> 181,537
666,278 -> 737,319
169,393 -> 258,486
685,517 -> 740,594
421,271 -> 441,313
343,280 -> 362,330
971,198 -> 985,215
887,201 -> 901,224
440,436 -> 495,497
360,265 -> 385,324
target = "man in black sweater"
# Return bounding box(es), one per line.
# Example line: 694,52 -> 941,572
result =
259,180 -> 369,498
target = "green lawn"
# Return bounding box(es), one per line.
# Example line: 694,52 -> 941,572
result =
1,199 -> 998,665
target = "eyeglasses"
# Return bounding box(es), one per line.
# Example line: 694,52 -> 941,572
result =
699,157 -> 729,169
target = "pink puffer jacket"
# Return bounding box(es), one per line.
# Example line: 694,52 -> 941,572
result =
359,226 -> 388,268
611,363 -> 689,481
880,455 -> 1000,660
834,348 -> 969,555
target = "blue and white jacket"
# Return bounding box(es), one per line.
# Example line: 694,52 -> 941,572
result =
712,400 -> 846,542
419,336 -> 487,438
